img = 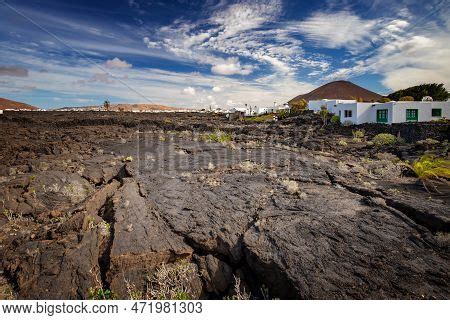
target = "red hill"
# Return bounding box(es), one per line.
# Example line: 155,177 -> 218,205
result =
289,80 -> 382,103
0,97 -> 39,111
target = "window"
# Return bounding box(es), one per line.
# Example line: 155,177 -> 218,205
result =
406,109 -> 418,121
376,109 -> 388,123
432,108 -> 442,117
344,110 -> 352,118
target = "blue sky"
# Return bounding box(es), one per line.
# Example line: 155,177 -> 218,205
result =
0,0 -> 449,109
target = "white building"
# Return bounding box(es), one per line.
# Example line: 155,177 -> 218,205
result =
308,99 -> 450,124
230,107 -> 252,116
308,99 -> 357,113
256,106 -> 269,115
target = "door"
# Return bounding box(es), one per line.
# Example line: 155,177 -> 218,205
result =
376,109 -> 388,123
406,109 -> 418,122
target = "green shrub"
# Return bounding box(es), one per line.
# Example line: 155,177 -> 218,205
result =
289,99 -> 308,115
203,131 -> 232,143
405,155 -> 450,192
88,288 -> 117,300
319,105 -> 329,127
330,115 -> 340,124
372,133 -> 397,147
416,138 -> 440,146
277,109 -> 290,119
338,139 -> 348,146
352,129 -> 365,139
242,114 -> 274,123
399,96 -> 414,101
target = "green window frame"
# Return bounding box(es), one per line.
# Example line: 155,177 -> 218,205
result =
406,109 -> 418,122
376,109 -> 388,123
431,108 -> 442,117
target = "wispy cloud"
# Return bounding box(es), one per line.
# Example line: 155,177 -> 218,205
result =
295,11 -> 377,52
105,57 -> 132,69
140,0 -> 329,78
182,86 -> 196,95
323,12 -> 450,90
211,58 -> 253,75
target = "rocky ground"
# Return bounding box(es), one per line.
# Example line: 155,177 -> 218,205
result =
0,111 -> 449,299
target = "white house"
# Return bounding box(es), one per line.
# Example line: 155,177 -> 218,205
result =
256,106 -> 270,115
308,99 -> 450,124
229,104 -> 287,116
308,99 -> 358,113
229,107 -> 253,116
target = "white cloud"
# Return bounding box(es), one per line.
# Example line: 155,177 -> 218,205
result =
0,45 -> 318,109
212,86 -> 222,92
140,0 -> 327,77
296,11 -> 376,52
211,58 -> 253,75
323,27 -> 450,90
210,0 -> 282,37
385,19 -> 409,33
143,37 -> 160,49
105,57 -> 132,69
182,86 -> 196,95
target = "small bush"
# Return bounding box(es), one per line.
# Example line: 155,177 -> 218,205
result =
88,288 -> 117,300
372,133 -> 397,147
330,115 -> 340,124
207,162 -> 216,170
277,109 -> 290,119
225,276 -> 250,300
239,160 -> 262,173
99,221 -> 111,236
242,114 -> 274,123
281,179 -> 299,194
125,280 -> 144,300
289,99 -> 308,115
319,105 -> 329,127
338,139 -> 348,146
352,129 -> 365,139
2,209 -> 23,223
147,260 -> 197,300
416,138 -> 440,146
399,96 -> 414,101
405,155 -> 450,192
203,131 -> 232,143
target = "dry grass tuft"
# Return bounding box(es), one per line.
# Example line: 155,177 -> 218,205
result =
280,179 -> 300,195
225,276 -> 251,300
239,160 -> 263,173
146,260 -> 197,300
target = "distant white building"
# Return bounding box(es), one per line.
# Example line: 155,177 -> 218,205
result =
256,106 -> 269,115
308,99 -> 450,124
308,99 -> 357,113
227,103 -> 290,117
